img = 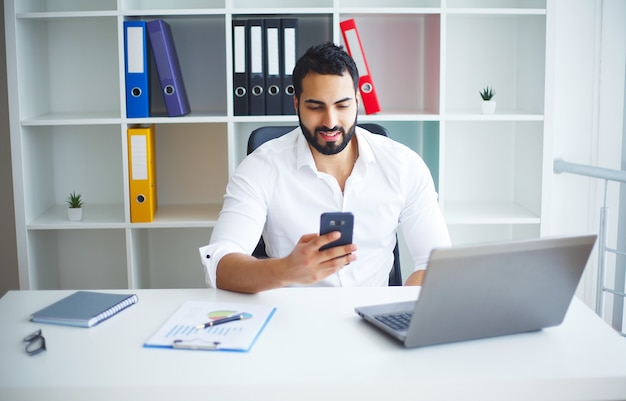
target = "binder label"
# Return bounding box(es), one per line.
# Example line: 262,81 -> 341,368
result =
267,28 -> 279,76
234,25 -> 246,73
130,136 -> 148,180
344,30 -> 367,78
283,28 -> 296,75
250,26 -> 263,75
127,27 -> 145,74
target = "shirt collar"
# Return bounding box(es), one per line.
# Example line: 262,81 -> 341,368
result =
295,126 -> 376,172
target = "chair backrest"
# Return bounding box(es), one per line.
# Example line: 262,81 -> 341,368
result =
247,123 -> 403,286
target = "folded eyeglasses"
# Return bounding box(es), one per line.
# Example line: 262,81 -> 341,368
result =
23,329 -> 46,356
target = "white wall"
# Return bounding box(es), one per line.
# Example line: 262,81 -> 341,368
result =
0,0 -> 20,296
548,0 -> 626,310
598,0 -> 626,330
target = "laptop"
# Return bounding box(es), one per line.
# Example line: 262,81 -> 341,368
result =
355,234 -> 597,348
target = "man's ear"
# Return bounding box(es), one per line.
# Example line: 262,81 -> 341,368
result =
293,96 -> 298,114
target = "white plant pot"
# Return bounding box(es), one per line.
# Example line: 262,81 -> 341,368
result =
67,207 -> 83,221
481,100 -> 496,114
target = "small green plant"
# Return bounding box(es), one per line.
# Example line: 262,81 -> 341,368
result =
479,86 -> 495,101
66,191 -> 84,209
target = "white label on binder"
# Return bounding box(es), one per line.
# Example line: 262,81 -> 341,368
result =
284,28 -> 296,74
130,135 -> 148,180
345,29 -> 367,76
234,25 -> 246,73
267,28 -> 279,75
250,26 -> 263,74
127,27 -> 145,73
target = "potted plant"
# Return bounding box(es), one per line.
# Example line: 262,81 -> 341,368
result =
480,86 -> 496,114
66,191 -> 84,221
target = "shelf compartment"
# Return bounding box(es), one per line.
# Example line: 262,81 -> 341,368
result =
339,0 -> 440,9
15,17 -> 120,120
229,13 -> 334,115
442,121 -> 543,222
445,14 -> 546,115
127,15 -> 227,117
21,125 -> 125,225
28,205 -> 125,229
338,13 -> 440,115
232,0 -> 333,9
134,204 -> 223,227
232,121 -> 298,168
129,227 -> 211,288
147,123 -> 229,218
447,224 -> 540,246
443,200 -> 539,225
446,0 -> 545,9
26,229 -> 128,289
368,120 -> 440,191
14,1 -> 118,13
121,0 -> 226,12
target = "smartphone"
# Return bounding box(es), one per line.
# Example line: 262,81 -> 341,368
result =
319,212 -> 354,251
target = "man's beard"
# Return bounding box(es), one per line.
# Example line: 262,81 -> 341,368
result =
298,112 -> 358,156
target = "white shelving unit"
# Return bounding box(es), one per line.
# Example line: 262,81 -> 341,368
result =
5,0 -> 552,289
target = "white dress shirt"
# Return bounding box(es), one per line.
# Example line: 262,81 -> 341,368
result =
199,127 -> 450,288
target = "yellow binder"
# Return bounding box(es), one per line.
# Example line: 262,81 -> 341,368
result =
128,125 -> 157,222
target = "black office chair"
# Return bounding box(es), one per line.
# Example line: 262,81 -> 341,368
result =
247,123 -> 403,286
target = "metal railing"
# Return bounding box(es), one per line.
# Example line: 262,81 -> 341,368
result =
554,159 -> 626,335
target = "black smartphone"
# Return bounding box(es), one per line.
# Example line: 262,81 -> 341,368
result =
319,212 -> 354,251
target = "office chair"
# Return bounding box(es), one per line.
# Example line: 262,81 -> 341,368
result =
247,123 -> 403,286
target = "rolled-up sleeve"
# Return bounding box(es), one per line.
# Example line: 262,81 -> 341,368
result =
199,242 -> 246,288
199,153 -> 274,288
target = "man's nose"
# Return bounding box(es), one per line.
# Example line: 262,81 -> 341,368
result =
321,109 -> 338,130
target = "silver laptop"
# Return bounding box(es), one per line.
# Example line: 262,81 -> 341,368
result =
355,234 -> 597,348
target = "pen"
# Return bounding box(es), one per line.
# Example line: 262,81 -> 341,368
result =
195,312 -> 249,329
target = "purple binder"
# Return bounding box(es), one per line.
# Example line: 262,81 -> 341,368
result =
146,19 -> 190,117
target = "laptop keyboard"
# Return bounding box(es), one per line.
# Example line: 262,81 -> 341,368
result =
375,312 -> 413,331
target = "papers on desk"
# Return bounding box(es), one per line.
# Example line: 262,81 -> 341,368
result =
144,301 -> 276,352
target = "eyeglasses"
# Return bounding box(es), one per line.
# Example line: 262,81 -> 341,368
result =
23,329 -> 46,356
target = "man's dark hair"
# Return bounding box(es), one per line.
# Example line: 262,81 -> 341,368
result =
292,42 -> 359,100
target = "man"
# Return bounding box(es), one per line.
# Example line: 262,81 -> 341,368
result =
200,42 -> 450,293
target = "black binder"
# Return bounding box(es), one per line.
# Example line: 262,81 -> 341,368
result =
264,19 -> 282,115
232,19 -> 249,116
247,19 -> 265,115
280,18 -> 298,115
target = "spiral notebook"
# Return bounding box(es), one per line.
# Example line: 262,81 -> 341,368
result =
30,291 -> 138,328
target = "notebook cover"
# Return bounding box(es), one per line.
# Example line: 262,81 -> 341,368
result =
30,291 -> 138,328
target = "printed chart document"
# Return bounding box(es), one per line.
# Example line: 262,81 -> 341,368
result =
145,301 -> 276,352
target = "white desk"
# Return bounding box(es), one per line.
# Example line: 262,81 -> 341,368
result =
1,287 -> 625,401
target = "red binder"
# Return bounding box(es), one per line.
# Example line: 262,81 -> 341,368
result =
340,19 -> 381,115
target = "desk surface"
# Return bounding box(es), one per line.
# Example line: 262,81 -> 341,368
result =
1,287 -> 625,401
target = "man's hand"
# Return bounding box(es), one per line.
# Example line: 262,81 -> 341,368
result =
282,231 -> 358,285
215,231 -> 357,293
